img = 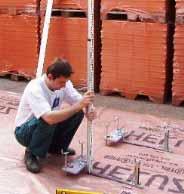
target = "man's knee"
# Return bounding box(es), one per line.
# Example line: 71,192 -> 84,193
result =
76,110 -> 84,121
72,110 -> 84,125
38,118 -> 57,135
15,127 -> 28,147
67,110 -> 84,127
15,118 -> 56,146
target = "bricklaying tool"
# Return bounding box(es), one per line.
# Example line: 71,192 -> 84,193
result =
104,118 -> 172,153
36,0 -> 89,175
62,141 -> 87,175
62,0 -> 95,174
37,0 -> 95,175
127,159 -> 141,186
86,0 -> 95,174
164,129 -> 170,152
163,123 -> 170,152
156,122 -> 171,152
91,159 -> 143,189
56,188 -> 103,194
105,116 -> 128,145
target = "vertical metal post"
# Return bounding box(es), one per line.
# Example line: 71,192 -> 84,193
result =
105,122 -> 110,145
79,141 -> 84,158
64,152 -> 69,169
87,0 -> 95,174
164,129 -> 169,152
135,160 -> 140,185
131,159 -> 141,186
36,0 -> 54,78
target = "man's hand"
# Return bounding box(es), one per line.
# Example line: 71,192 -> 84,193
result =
85,106 -> 97,121
79,91 -> 97,121
79,91 -> 95,109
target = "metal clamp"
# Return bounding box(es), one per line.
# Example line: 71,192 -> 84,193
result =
79,140 -> 84,158
163,127 -> 170,152
62,142 -> 87,175
63,151 -> 71,169
105,116 -> 127,145
128,159 -> 141,186
161,122 -> 171,152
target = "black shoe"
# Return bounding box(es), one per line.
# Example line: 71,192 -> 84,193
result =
24,149 -> 41,173
48,148 -> 76,156
62,148 -> 76,156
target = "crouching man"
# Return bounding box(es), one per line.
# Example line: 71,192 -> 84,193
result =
14,58 -> 96,173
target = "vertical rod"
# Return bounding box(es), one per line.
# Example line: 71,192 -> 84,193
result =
87,0 -> 95,174
36,0 -> 54,78
64,152 -> 68,169
79,141 -> 84,158
105,123 -> 109,145
132,159 -> 140,185
164,130 -> 169,152
135,160 -> 140,185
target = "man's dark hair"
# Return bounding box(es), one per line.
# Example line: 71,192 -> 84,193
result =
46,58 -> 73,79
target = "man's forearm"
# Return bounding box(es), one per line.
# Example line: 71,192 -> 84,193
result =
42,103 -> 83,125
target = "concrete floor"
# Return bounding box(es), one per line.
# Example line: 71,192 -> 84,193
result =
0,77 -> 184,120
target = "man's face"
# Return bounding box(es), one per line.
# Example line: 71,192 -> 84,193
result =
48,74 -> 69,90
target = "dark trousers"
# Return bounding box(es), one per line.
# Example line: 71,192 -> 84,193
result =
15,111 -> 84,158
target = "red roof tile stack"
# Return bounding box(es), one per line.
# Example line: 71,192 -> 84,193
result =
100,0 -> 170,103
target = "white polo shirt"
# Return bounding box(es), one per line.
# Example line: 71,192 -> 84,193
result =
15,75 -> 82,127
